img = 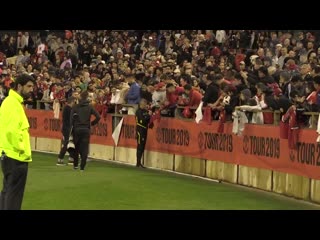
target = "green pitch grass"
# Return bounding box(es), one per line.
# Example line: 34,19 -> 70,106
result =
0,152 -> 319,210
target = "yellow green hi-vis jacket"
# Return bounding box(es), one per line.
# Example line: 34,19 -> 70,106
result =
0,89 -> 32,162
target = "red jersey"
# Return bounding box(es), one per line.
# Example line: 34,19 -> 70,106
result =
188,89 -> 203,107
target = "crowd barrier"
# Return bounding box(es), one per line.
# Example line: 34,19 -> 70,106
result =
26,109 -> 320,204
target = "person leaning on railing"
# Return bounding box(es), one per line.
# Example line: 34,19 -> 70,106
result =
289,90 -> 309,127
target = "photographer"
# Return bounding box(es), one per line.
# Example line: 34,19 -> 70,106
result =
135,99 -> 152,168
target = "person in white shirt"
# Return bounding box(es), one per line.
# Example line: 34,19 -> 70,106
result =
215,30 -> 226,46
151,82 -> 166,107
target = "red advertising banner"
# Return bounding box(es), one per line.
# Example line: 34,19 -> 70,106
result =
145,118 -> 236,163
116,115 -> 137,148
26,110 -> 114,146
236,124 -> 320,179
26,110 -> 320,180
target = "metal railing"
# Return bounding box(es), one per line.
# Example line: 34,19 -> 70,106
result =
34,100 -> 320,130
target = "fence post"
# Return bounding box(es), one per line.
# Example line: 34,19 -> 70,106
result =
36,100 -> 41,110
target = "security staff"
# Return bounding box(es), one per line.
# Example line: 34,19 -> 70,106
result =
57,96 -> 76,166
135,99 -> 152,168
0,74 -> 35,210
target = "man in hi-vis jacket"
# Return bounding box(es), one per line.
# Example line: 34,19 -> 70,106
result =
0,74 -> 35,210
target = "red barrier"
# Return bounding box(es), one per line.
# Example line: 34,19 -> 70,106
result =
146,117 -> 235,163
26,110 -> 320,180
26,109 -> 114,146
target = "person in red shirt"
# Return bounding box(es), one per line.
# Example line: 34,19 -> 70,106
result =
307,76 -> 320,112
161,83 -> 184,117
183,84 -> 202,107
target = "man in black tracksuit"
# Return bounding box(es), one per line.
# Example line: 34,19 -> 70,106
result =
135,99 -> 152,168
70,91 -> 101,171
57,97 -> 76,166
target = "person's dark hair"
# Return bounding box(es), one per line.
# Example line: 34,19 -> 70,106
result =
180,74 -> 191,84
67,96 -> 76,104
248,98 -> 257,106
14,73 -> 35,90
313,75 -> 320,85
291,74 -> 302,83
125,73 -> 134,78
279,71 -> 290,82
160,74 -> 170,81
207,74 -> 214,81
258,66 -> 269,76
166,83 -> 174,89
255,59 -> 263,66
80,90 -> 89,100
314,65 -> 320,75
214,74 -> 223,82
290,90 -> 300,99
183,84 -> 192,91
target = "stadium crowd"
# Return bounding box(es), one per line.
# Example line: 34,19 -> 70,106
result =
1,30 -> 320,127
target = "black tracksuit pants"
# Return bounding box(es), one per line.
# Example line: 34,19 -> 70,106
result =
136,127 -> 147,166
73,128 -> 90,170
0,156 -> 28,210
58,131 -> 71,160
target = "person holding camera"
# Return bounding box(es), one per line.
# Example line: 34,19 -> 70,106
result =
135,99 -> 152,168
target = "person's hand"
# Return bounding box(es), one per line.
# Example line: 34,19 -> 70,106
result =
240,71 -> 248,79
299,96 -> 306,103
292,105 -> 297,111
148,110 -> 153,115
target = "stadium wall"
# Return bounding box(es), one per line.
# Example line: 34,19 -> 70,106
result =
27,110 -> 320,204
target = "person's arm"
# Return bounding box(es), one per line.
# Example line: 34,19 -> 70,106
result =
70,107 -> 76,129
143,110 -> 151,123
90,106 -> 101,126
224,96 -> 239,114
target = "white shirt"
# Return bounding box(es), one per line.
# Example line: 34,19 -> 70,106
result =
215,30 -> 226,43
110,90 -> 120,104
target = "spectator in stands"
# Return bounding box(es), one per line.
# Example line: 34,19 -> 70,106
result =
307,76 -> 320,111
183,84 -> 202,107
202,74 -> 220,107
125,74 -> 140,104
151,82 -> 166,108
300,63 -> 313,82
162,83 -> 184,117
179,74 -> 191,87
3,30 -> 320,130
